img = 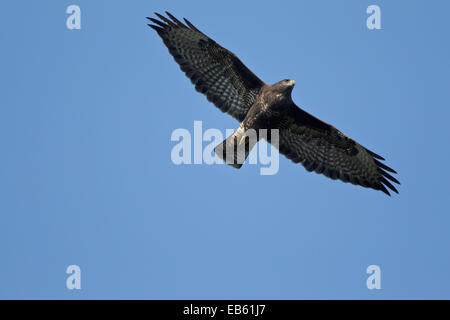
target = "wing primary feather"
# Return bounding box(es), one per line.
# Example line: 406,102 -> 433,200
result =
378,184 -> 391,196
365,147 -> 385,160
148,24 -> 164,32
374,159 -> 397,174
183,18 -> 203,33
379,168 -> 400,185
147,17 -> 167,28
154,12 -> 177,27
165,11 -> 187,28
380,177 -> 399,194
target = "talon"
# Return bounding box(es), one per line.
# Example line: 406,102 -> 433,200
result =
239,135 -> 246,145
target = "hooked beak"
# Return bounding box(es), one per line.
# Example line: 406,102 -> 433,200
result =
287,80 -> 296,87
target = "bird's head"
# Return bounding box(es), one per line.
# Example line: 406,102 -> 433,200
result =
271,79 -> 296,101
275,79 -> 295,91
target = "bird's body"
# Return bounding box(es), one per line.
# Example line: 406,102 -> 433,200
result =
148,12 -> 400,195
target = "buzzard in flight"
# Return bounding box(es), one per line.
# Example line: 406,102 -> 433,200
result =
148,12 -> 400,196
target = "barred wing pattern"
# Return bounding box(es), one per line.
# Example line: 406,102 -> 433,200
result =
148,12 -> 264,122
277,104 -> 400,195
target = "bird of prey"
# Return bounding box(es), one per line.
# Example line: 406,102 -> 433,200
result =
148,12 -> 400,196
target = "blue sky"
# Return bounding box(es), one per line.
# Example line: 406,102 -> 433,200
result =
1,0 -> 449,299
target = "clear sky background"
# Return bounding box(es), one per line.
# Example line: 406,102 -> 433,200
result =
1,0 -> 449,299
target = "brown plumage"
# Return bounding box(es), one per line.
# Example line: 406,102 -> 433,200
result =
148,12 -> 400,196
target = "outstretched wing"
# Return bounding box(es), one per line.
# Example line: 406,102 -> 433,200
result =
148,12 -> 264,122
275,104 -> 400,195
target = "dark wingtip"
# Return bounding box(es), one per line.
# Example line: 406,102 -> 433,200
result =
365,147 -> 385,161
379,168 -> 400,185
183,17 -> 202,33
381,177 -> 399,194
154,12 -> 177,27
165,11 -> 176,20
150,12 -> 203,34
165,11 -> 186,27
148,24 -> 164,32
365,148 -> 400,195
379,184 -> 391,196
374,159 -> 397,174
147,17 -> 167,28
